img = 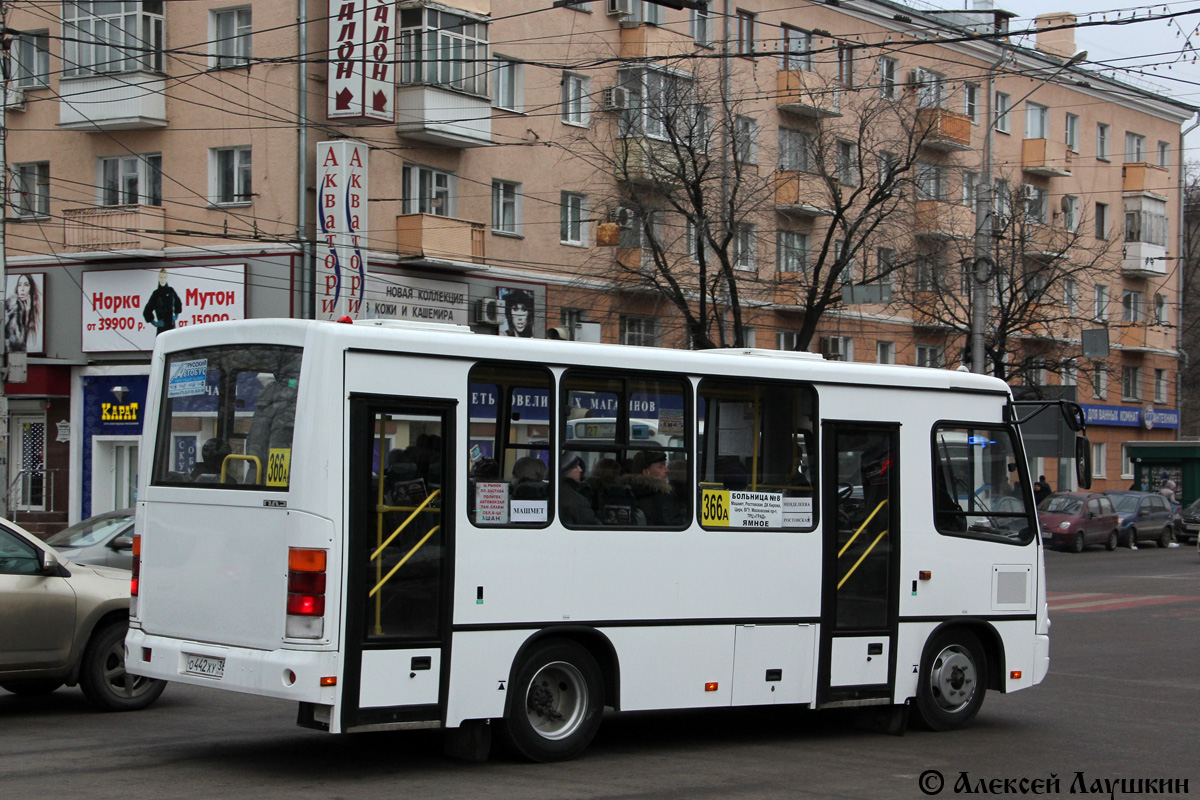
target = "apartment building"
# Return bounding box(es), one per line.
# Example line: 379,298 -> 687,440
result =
0,0 -> 1192,529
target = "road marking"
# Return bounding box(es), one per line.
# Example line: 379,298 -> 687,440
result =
1048,593 -> 1200,612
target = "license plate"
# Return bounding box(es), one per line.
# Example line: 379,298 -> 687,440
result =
183,653 -> 225,679
1186,524 -> 1199,532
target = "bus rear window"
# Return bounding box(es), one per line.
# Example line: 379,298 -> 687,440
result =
152,345 -> 302,490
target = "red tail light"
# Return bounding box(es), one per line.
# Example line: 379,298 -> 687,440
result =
131,534 -> 141,597
287,548 -> 327,638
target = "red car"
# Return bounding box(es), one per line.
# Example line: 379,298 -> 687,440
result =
1038,492 -> 1120,552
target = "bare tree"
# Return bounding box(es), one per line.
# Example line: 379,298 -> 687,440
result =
1178,164 -> 1200,435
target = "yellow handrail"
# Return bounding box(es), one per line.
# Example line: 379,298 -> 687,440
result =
837,529 -> 889,590
220,454 -> 262,484
837,498 -> 889,558
371,489 -> 441,562
370,525 -> 441,598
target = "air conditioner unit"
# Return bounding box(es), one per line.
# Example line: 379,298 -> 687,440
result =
475,298 -> 502,325
607,0 -> 632,15
601,85 -> 629,111
613,206 -> 636,228
1018,184 -> 1037,202
4,87 -> 25,111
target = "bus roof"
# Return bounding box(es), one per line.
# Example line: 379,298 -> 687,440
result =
154,318 -> 1012,397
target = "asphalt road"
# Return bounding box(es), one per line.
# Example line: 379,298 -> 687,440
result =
2,543 -> 1197,800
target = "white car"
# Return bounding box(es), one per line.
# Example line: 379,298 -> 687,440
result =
0,517 -> 165,710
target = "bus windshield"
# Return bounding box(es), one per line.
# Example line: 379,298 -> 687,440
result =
151,345 -> 302,490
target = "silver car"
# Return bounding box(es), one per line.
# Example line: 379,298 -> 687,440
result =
43,509 -> 135,569
0,517 -> 165,710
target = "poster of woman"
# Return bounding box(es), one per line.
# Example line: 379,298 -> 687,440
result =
5,273 -> 44,354
499,287 -> 535,338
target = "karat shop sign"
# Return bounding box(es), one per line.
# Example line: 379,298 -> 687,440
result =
101,402 -> 139,422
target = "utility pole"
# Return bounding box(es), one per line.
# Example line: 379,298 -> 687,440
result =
0,5 -> 11,519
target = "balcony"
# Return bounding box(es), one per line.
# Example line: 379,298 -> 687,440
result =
396,214 -> 486,267
917,107 -> 972,151
1122,240 -> 1168,277
1117,323 -> 1170,352
1122,162 -> 1170,196
58,73 -> 167,130
615,138 -> 683,186
1021,139 -> 1072,177
776,70 -> 840,118
912,291 -> 948,328
396,85 -> 492,148
63,205 -> 166,255
618,23 -> 689,59
775,172 -> 833,218
914,199 -> 974,240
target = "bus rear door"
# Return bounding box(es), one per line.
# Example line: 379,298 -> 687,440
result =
343,395 -> 454,731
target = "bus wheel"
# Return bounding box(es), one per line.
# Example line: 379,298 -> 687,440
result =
501,639 -> 603,762
915,629 -> 987,732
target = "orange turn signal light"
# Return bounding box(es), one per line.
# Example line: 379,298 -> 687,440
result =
1010,670 -> 1023,680
918,570 -> 932,580
704,682 -> 719,692
320,676 -> 338,687
290,548 -> 327,572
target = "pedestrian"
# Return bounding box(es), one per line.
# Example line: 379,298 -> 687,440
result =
1160,479 -> 1178,510
1034,475 -> 1051,505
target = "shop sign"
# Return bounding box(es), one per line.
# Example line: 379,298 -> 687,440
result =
317,140 -> 369,319
365,273 -> 469,324
327,0 -> 393,122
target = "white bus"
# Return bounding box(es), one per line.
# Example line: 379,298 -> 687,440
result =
128,318 -> 1088,761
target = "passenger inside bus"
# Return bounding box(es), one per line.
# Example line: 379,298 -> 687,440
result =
191,438 -> 236,483
511,456 -> 548,500
559,452 -> 599,525
625,450 -> 685,526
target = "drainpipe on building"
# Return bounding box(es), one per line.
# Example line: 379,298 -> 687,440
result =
0,9 -> 11,519
1176,111 -> 1200,440
298,0 -> 312,319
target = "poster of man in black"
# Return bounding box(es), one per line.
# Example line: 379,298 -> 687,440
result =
144,269 -> 183,334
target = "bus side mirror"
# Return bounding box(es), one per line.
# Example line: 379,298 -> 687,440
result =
1075,436 -> 1092,490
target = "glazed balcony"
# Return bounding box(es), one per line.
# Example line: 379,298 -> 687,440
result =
396,85 -> 492,148
59,73 -> 167,130
1122,241 -> 1168,277
63,205 -> 166,254
396,214 -> 486,266
917,107 -> 972,151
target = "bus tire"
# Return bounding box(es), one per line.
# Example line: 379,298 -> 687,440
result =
79,621 -> 166,712
500,639 -> 603,762
914,628 -> 987,732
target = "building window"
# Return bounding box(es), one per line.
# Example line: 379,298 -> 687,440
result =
777,331 -> 801,351
914,68 -> 944,109
1063,278 -> 1077,313
879,57 -> 898,99
917,163 -> 944,201
1122,366 -> 1142,401
212,146 -> 251,205
779,128 -> 810,172
820,336 -> 853,362
617,66 -> 692,140
561,72 -> 589,125
1122,290 -> 1145,323
560,192 -> 587,245
777,231 -> 807,272
877,341 -> 894,364
1154,293 -> 1169,325
837,43 -> 854,87
1065,113 -> 1079,152
691,3 -> 712,46
13,30 -> 49,88
11,162 -> 49,218
733,116 -> 757,164
962,171 -> 978,207
1095,202 -> 1109,239
836,141 -> 857,186
994,92 -> 1011,134
100,154 -> 162,206
735,9 -> 755,55
1096,123 -> 1110,160
63,1 -> 164,77
1026,102 -> 1048,139
916,345 -> 944,369
781,25 -> 811,71
402,165 -> 454,216
620,315 -> 658,347
1158,141 -> 1170,168
1062,363 -> 1077,386
734,223 -> 755,269
957,83 -> 978,124
1094,284 -> 1109,321
399,6 -> 489,96
212,7 -> 252,69
875,247 -> 895,287
1155,369 -> 1168,403
1062,195 -> 1079,232
1092,442 -> 1106,479
1121,445 -> 1133,479
494,58 -> 523,111
492,180 -> 521,235
1124,196 -> 1168,247
1125,132 -> 1146,162
1093,365 -> 1107,399
1024,186 -> 1047,224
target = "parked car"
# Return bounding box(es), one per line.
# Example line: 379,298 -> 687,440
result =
1037,492 -> 1120,552
1103,491 -> 1174,548
1172,498 -> 1200,546
0,516 -> 165,710
42,509 -> 134,569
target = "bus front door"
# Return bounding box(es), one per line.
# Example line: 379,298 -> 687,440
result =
343,397 -> 454,731
818,423 -> 900,706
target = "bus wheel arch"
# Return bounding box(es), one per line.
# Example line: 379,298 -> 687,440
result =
499,630 -> 616,761
913,623 -> 998,731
